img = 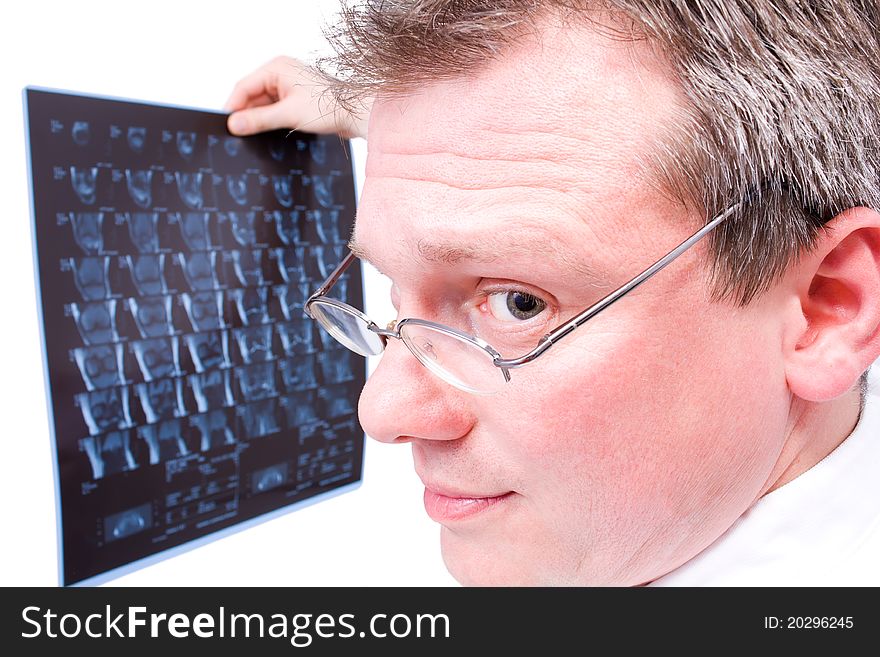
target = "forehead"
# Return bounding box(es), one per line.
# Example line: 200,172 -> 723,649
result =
355,16 -> 684,274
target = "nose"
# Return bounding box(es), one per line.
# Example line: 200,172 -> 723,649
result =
358,334 -> 475,445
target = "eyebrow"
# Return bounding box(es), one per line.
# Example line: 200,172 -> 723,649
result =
347,232 -> 607,282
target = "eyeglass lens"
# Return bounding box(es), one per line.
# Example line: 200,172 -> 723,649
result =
309,299 -> 503,394
309,300 -> 385,357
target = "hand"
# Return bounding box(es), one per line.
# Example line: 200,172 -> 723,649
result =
224,56 -> 371,139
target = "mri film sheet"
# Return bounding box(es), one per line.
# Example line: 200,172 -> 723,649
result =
25,88 -> 365,586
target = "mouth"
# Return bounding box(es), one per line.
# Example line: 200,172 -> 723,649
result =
422,487 -> 514,523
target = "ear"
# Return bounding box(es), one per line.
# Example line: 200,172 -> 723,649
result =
784,206 -> 880,402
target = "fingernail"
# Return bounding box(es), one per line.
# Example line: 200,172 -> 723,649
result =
228,113 -> 246,134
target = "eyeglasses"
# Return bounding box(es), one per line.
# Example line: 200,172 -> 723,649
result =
305,201 -> 742,395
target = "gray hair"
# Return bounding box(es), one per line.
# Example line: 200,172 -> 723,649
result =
318,0 -> 878,391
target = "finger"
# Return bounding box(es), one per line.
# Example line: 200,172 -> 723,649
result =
293,105 -> 359,137
227,102 -> 293,135
223,68 -> 281,112
295,97 -> 372,139
226,94 -> 277,114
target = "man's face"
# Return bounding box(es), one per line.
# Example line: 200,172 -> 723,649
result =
354,18 -> 793,585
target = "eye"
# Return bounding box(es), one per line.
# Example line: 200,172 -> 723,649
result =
486,290 -> 547,322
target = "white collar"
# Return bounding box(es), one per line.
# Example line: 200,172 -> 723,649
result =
650,386 -> 880,586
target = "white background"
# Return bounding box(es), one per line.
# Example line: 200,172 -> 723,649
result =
3,1 -> 879,589
0,0 -> 456,586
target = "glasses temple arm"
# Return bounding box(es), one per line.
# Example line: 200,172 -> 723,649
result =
494,202 -> 741,369
308,250 -> 358,299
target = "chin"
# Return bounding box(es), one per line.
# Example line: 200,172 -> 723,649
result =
439,526 -> 650,586
439,526 -> 548,586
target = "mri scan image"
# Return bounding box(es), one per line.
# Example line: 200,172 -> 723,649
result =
278,354 -> 318,392
276,247 -> 308,285
225,173 -> 250,206
125,212 -> 161,253
268,138 -> 286,162
27,88 -> 363,585
231,249 -> 264,287
234,325 -> 274,364
175,171 -> 204,209
184,330 -> 230,372
135,377 -> 185,424
276,318 -> 315,356
176,131 -> 197,159
223,136 -> 242,157
252,462 -> 289,493
282,390 -> 320,428
240,398 -> 281,439
235,362 -> 277,402
127,126 -> 147,153
69,211 -> 105,254
192,409 -> 236,451
313,244 -> 346,280
309,174 -> 334,208
318,349 -> 355,385
275,282 -> 311,322
228,211 -> 257,247
103,503 -> 152,543
77,385 -> 133,436
126,254 -> 168,296
139,419 -> 189,464
307,208 -> 343,245
71,166 -> 98,205
189,368 -> 234,413
128,295 -> 174,338
177,211 -> 212,250
71,300 -> 119,345
320,384 -> 356,419
71,120 -> 91,146
81,430 -> 138,480
70,256 -> 111,300
230,287 -> 270,326
125,169 -> 153,208
178,251 -> 219,291
272,174 -> 294,207
73,343 -> 125,391
131,336 -> 181,382
272,210 -> 300,246
309,139 -> 326,166
181,290 -> 225,331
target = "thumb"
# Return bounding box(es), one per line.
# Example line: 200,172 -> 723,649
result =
227,103 -> 291,136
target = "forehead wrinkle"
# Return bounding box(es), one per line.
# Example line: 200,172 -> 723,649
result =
365,14 -> 686,249
366,156 -> 602,195
350,221 -> 607,283
370,137 -> 605,176
366,173 -> 575,194
367,96 -> 636,198
367,17 -> 678,185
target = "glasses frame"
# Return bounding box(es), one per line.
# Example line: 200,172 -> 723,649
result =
305,200 -> 742,389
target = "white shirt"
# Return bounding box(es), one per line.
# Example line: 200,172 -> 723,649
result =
651,382 -> 880,586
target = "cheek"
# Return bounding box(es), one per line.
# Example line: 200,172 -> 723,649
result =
480,297 -> 789,583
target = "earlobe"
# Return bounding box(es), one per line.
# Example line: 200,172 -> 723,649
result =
784,207 -> 880,402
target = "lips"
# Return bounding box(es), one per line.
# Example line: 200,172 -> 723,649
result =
422,487 -> 514,522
